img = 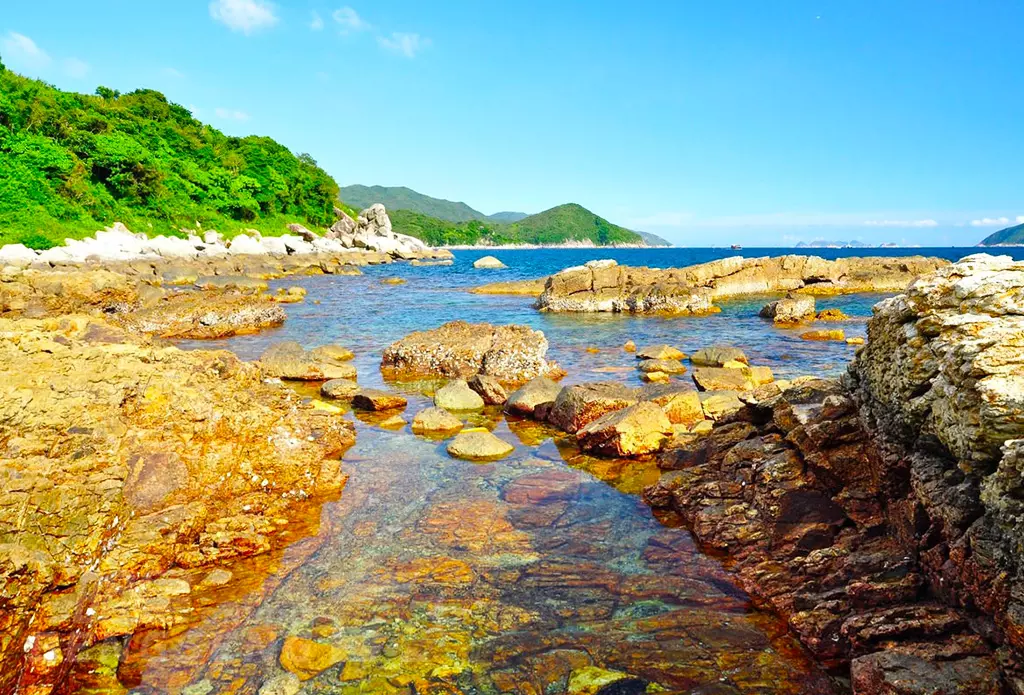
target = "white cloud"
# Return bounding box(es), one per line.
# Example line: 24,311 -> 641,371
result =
209,0 -> 278,35
970,217 -> 1011,227
215,107 -> 250,121
377,31 -> 430,58
863,219 -> 938,228
1017,216 -> 1024,224
333,6 -> 371,33
1,31 -> 51,69
63,57 -> 90,79
310,11 -> 324,30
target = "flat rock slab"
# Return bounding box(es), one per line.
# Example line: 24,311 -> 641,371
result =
637,358 -> 687,374
636,344 -> 687,360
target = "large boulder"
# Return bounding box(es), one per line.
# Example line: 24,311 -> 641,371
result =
577,402 -> 673,457
760,293 -> 816,324
381,320 -> 560,382
547,382 -> 638,433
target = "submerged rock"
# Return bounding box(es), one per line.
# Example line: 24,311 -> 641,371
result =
567,666 -> 647,695
279,636 -> 346,681
800,329 -> 846,342
446,429 -> 515,460
381,320 -> 561,382
690,346 -> 748,367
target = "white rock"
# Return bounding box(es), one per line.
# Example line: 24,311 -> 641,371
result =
229,234 -> 265,255
0,244 -> 38,266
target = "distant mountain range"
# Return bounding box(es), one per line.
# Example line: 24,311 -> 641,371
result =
338,184 -> 671,247
978,222 -> 1024,246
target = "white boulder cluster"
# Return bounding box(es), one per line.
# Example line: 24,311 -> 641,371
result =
0,204 -> 432,267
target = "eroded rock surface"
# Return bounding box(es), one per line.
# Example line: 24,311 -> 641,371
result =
0,317 -> 354,691
382,320 -> 562,382
536,256 -> 947,313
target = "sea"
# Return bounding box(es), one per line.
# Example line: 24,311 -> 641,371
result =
139,246 -> 1005,694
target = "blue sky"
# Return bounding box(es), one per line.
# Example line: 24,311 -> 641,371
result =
2,1 -> 1022,246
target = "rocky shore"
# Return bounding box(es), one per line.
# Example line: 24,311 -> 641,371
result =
528,256 -> 948,313
641,254 -> 1024,693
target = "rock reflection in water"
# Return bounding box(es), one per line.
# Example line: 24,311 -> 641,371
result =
113,412 -> 840,694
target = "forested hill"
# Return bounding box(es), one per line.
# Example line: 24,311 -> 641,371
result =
0,60 -> 339,248
339,185 -> 491,222
390,203 -> 647,246
979,223 -> 1024,246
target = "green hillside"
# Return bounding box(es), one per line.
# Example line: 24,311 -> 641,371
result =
0,61 -> 339,248
637,230 -> 672,247
488,211 -> 529,223
979,223 -> 1024,246
391,203 -> 645,246
339,184 -> 487,222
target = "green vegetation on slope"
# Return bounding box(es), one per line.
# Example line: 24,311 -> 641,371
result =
339,184 -> 487,222
391,203 -> 644,246
0,62 -> 339,248
979,223 -> 1024,246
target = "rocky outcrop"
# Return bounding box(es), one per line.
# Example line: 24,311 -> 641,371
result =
259,342 -> 357,381
848,253 -> 1024,684
381,320 -> 562,382
535,256 -> 948,313
469,277 -> 548,296
0,317 -> 354,691
577,402 -> 672,457
112,289 -> 286,339
328,204 -> 442,260
760,293 -> 816,324
641,255 -> 1024,693
547,382 -> 638,433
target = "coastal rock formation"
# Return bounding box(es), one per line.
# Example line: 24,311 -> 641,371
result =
329,204 -> 434,260
760,293 -> 816,324
469,277 -> 548,296
259,341 -> 357,381
535,256 -> 948,313
577,402 -> 672,457
381,320 -> 562,382
473,255 -> 507,269
547,382 -> 639,433
0,317 -> 354,690
467,373 -> 508,405
112,289 -> 286,339
642,255 -> 1024,692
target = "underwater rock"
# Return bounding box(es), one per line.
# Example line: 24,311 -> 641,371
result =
279,636 -> 346,681
690,346 -> 748,367
446,429 -> 515,460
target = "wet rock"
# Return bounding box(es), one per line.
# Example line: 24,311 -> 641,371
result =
310,344 -> 354,363
567,666 -> 648,695
260,342 -> 357,380
850,649 -> 1002,695
577,402 -> 672,457
411,407 -> 464,435
692,366 -> 755,392
468,373 -> 508,405
691,346 -> 748,367
469,277 -> 547,296
382,320 -> 561,382
643,386 -> 704,426
636,344 -> 686,360
801,329 -> 846,341
380,276 -> 406,285
505,376 -> 562,417
817,308 -> 850,321
637,358 -> 687,374
279,635 -> 346,681
474,255 -> 507,269
259,672 -> 301,695
320,378 -> 359,399
640,371 -> 670,383
760,293 -> 816,324
699,391 -> 745,420
434,379 -> 485,411
536,256 -> 948,313
446,429 -> 515,460
547,382 -> 638,433
114,290 -> 286,339
352,389 -> 407,411
623,340 -> 636,352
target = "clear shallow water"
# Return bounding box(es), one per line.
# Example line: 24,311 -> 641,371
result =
142,248 -> 1003,693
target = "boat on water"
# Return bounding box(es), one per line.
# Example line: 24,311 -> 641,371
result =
731,244 -> 742,250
